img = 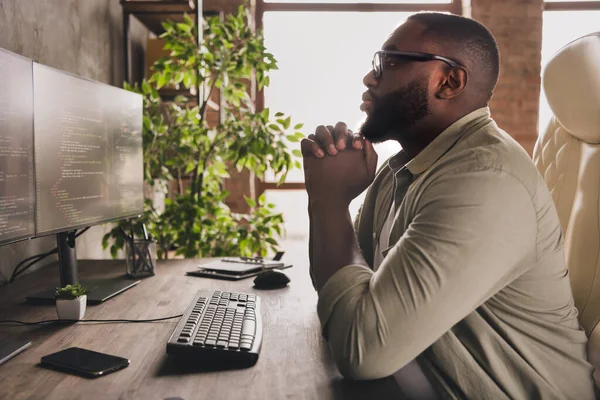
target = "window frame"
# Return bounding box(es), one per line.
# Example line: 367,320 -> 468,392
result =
544,1 -> 600,11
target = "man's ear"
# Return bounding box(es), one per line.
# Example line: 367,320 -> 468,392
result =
436,68 -> 467,99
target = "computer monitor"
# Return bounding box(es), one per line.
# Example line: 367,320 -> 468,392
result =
25,63 -> 144,303
0,49 -> 35,246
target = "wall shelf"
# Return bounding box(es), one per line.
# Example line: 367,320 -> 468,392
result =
121,1 -> 196,36
121,0 -> 200,84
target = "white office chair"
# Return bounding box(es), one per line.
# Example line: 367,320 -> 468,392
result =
533,32 -> 600,387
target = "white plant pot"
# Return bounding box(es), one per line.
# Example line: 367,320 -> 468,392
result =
56,295 -> 87,321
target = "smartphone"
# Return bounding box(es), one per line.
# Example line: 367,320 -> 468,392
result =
40,347 -> 129,378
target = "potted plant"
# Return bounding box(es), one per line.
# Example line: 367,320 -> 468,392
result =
54,283 -> 89,320
102,5 -> 303,260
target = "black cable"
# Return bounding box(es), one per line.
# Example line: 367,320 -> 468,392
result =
9,227 -> 90,283
9,248 -> 58,283
9,253 -> 50,283
0,314 -> 183,326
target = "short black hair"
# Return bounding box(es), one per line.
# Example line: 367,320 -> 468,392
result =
408,12 -> 500,102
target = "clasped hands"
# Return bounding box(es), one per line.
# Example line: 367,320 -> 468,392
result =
301,122 -> 378,209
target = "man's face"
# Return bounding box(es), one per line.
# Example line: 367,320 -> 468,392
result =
360,21 -> 437,143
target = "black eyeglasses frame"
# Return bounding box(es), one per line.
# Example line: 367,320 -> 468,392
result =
372,50 -> 465,79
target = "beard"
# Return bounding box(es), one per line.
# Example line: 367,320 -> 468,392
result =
360,78 -> 430,143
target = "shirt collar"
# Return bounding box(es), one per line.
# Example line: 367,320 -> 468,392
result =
387,107 -> 491,176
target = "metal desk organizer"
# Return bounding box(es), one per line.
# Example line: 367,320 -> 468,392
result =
122,226 -> 156,278
126,239 -> 156,278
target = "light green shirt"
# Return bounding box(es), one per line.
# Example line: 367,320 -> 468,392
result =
317,108 -> 595,399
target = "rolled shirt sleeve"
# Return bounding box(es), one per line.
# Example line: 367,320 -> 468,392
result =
317,167 -> 539,380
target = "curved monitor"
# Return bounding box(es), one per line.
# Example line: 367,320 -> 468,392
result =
0,49 -> 35,246
33,63 -> 144,236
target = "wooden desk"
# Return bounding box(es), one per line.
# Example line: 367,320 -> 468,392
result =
0,259 -> 404,400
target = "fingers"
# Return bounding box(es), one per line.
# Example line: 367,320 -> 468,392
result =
304,122 -> 367,157
351,132 -> 364,150
316,125 -> 337,155
301,135 -> 325,158
363,139 -> 378,178
332,122 -> 350,151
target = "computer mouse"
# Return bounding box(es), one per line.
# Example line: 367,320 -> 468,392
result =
253,269 -> 290,290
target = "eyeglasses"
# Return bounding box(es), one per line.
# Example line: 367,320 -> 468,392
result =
372,50 -> 463,79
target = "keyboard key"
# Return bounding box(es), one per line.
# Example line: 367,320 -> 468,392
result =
242,320 -> 256,336
178,337 -> 190,343
217,341 -> 228,348
240,343 -> 252,351
205,339 -> 216,347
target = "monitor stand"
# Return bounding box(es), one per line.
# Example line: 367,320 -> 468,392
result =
25,231 -> 140,305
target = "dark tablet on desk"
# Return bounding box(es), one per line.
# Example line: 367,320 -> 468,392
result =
187,264 -> 292,281
198,258 -> 285,274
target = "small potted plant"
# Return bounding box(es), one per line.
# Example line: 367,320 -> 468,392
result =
54,283 -> 89,321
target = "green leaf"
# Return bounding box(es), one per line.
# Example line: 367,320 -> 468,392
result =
292,149 -> 302,157
177,23 -> 192,33
245,196 -> 256,208
293,123 -> 304,130
156,74 -> 167,89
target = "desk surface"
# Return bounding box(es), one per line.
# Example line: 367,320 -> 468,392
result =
0,258 -> 404,400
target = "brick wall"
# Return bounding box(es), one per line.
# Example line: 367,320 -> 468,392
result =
471,0 -> 544,155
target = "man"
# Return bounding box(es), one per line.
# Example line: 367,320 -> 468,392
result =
301,12 -> 595,399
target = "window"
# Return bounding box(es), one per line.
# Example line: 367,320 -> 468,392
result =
263,11 -> 408,227
539,10 -> 600,133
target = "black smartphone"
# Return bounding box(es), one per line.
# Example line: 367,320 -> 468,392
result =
40,347 -> 130,378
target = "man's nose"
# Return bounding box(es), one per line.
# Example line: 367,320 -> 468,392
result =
363,69 -> 378,88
